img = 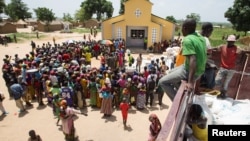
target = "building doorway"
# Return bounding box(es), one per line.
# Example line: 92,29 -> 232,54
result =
126,26 -> 148,48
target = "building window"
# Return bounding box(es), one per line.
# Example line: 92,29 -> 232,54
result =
152,28 -> 157,43
131,30 -> 144,39
134,9 -> 142,18
117,27 -> 122,39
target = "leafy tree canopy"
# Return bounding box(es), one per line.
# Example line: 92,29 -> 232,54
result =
225,0 -> 250,35
63,13 -> 73,22
4,0 -> 31,21
119,0 -> 128,14
74,7 -> 90,22
0,0 -> 5,21
34,7 -> 55,24
166,15 -> 177,23
0,0 -> 5,14
80,0 -> 113,21
186,13 -> 200,23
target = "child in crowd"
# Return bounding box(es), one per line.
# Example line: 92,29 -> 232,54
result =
120,97 -> 130,127
28,130 -> 42,141
122,87 -> 130,104
148,113 -> 161,141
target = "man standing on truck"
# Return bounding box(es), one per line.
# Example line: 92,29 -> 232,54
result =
214,35 -> 244,99
158,18 -> 207,101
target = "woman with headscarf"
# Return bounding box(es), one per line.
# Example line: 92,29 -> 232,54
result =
136,83 -> 146,110
100,83 -> 113,117
148,113 -> 162,141
88,77 -> 98,107
60,100 -> 87,141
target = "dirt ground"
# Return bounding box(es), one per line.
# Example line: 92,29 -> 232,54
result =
0,29 -> 172,141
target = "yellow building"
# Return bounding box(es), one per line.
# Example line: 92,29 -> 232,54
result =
102,0 -> 176,49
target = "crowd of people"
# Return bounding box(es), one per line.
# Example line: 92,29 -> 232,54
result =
1,18 -> 245,141
1,34 -> 169,140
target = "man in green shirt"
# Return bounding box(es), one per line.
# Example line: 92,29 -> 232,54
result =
158,18 -> 207,101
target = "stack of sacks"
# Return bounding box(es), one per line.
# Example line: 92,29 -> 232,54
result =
209,98 -> 234,124
212,99 -> 250,124
166,48 -> 174,56
172,46 -> 181,56
193,94 -> 215,125
201,94 -> 250,125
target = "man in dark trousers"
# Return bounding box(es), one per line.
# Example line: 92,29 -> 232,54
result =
158,18 -> 207,101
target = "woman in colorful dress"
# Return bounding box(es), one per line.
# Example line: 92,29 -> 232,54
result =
128,76 -> 139,106
60,100 -> 87,141
118,50 -> 124,69
100,83 -> 113,117
136,83 -> 146,110
88,77 -> 98,107
80,74 -> 89,99
117,74 -> 127,103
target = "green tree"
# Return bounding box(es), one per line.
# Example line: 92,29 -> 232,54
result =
119,0 -> 128,14
34,7 -> 55,23
34,7 -> 55,31
75,6 -> 91,22
186,13 -> 200,23
63,13 -> 73,22
225,0 -> 250,36
166,15 -> 177,23
4,0 -> 32,21
81,0 -> 114,21
0,0 -> 5,14
0,0 -> 5,21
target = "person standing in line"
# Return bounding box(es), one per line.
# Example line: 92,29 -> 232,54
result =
88,77 -> 98,107
93,42 -> 100,60
136,53 -> 142,72
158,18 -> 207,101
60,100 -> 87,141
214,35 -> 244,99
155,83 -> 164,107
148,113 -> 162,141
85,50 -> 92,66
146,73 -> 157,107
74,78 -> 84,109
60,81 -> 74,108
136,83 -> 146,110
120,97 -> 130,127
17,75 -> 33,107
0,91 -> 8,115
9,79 -> 26,112
127,53 -> 134,66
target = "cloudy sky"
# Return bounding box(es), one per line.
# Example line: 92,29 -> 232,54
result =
5,0 -> 235,22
